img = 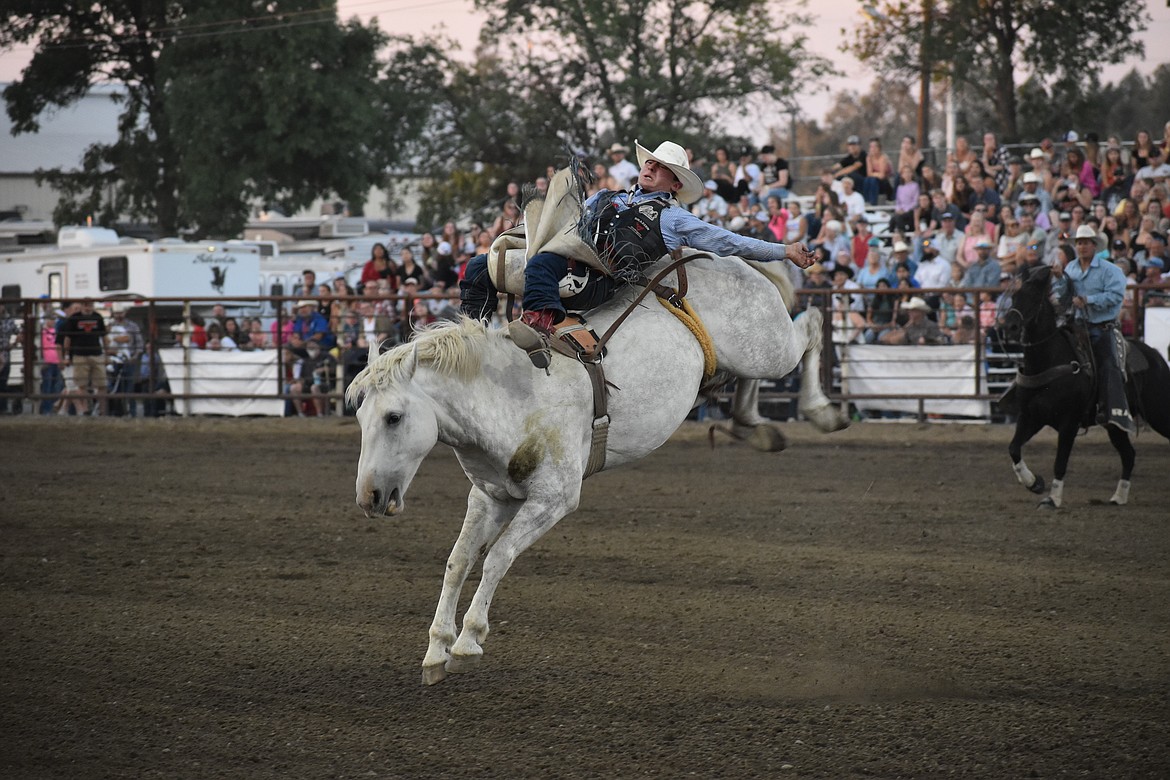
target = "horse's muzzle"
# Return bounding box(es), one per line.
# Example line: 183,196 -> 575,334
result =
358,486 -> 402,518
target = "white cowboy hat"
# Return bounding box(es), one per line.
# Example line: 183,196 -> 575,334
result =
904,296 -> 932,313
1074,224 -> 1104,248
295,299 -> 317,309
608,142 -> 629,154
634,139 -> 705,204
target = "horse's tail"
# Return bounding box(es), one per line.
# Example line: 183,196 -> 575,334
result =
744,259 -> 796,312
1129,340 -> 1170,440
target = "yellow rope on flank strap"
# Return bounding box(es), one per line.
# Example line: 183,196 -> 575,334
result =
657,296 -> 717,379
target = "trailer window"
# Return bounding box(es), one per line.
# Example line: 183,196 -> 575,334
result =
2,284 -> 19,301
98,256 -> 129,291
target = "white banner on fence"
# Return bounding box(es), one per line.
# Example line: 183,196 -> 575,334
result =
160,348 -> 285,417
1144,308 -> 1170,362
843,344 -> 990,419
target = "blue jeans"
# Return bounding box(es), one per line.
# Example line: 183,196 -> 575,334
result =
460,252 -> 617,322
459,253 -> 499,321
40,363 -> 63,414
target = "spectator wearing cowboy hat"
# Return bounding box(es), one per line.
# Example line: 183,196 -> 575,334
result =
1015,171 -> 1053,220
830,263 -> 865,344
1050,224 -> 1135,434
292,299 -> 336,350
607,143 -> 640,190
879,296 -> 943,345
460,139 -> 816,369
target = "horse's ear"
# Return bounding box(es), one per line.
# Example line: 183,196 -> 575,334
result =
1026,264 -> 1051,284
404,343 -> 420,375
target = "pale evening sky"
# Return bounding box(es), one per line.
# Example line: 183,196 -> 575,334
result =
1,0 -> 1167,143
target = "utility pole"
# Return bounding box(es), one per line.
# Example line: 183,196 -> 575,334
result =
918,0 -> 932,151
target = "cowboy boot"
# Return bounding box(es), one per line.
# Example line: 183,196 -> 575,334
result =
508,309 -> 557,370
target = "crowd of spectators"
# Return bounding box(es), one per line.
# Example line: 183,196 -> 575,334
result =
677,125 -> 1170,345
4,122 -> 1169,415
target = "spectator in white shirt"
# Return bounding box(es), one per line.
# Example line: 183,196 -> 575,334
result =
692,180 -> 729,223
607,143 -> 640,190
840,176 -> 867,220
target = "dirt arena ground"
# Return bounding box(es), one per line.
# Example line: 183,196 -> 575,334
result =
2,417 -> 1168,779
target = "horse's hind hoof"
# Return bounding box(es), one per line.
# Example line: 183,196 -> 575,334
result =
422,663 -> 448,686
748,424 -> 787,452
445,654 -> 482,675
1027,475 -> 1047,495
804,403 -> 849,433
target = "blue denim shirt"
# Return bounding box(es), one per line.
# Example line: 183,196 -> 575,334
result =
1054,253 -> 1126,324
587,188 -> 788,262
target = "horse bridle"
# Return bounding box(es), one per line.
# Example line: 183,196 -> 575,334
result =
1001,302 -> 1062,348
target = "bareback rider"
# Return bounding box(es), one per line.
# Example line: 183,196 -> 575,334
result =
1051,224 -> 1136,434
460,139 -> 816,368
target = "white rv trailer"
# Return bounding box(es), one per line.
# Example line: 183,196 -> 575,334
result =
1,220 -> 424,321
0,226 -> 262,304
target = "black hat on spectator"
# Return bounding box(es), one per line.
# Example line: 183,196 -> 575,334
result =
1150,231 -> 1167,244
1112,239 -> 1127,251
760,144 -> 775,155
1008,155 -> 1025,166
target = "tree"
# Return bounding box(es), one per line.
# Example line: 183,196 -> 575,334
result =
0,0 -> 410,237
845,0 -> 1150,142
475,0 -> 832,143
398,0 -> 834,224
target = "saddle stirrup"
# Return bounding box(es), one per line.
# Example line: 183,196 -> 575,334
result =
508,310 -> 557,371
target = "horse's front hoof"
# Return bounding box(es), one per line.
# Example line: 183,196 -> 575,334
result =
446,654 -> 482,675
1037,497 -> 1059,510
422,663 -> 448,686
1027,475 -> 1047,495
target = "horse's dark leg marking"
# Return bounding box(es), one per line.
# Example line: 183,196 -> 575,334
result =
1105,424 -> 1136,482
1052,420 -> 1081,483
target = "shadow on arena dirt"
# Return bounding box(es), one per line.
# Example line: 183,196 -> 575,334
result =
1,417 -> 1167,779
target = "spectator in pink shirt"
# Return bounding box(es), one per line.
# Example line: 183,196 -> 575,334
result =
270,306 -> 294,347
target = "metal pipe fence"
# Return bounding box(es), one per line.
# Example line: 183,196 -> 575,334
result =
1,283 -> 1167,420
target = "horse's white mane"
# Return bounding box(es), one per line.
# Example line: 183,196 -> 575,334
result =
346,318 -> 490,404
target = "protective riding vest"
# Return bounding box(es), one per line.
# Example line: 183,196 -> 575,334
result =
586,192 -> 670,284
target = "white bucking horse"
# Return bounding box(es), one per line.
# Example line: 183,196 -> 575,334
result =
347,251 -> 848,685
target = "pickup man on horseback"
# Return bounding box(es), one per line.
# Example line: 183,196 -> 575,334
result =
460,139 -> 816,368
1051,224 -> 1136,434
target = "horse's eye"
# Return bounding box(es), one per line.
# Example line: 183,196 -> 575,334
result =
385,412 -> 402,426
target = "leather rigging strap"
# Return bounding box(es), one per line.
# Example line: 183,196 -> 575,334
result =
590,251 -> 710,361
552,251 -> 711,479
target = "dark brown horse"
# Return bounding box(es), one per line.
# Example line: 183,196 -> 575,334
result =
999,265 -> 1170,508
